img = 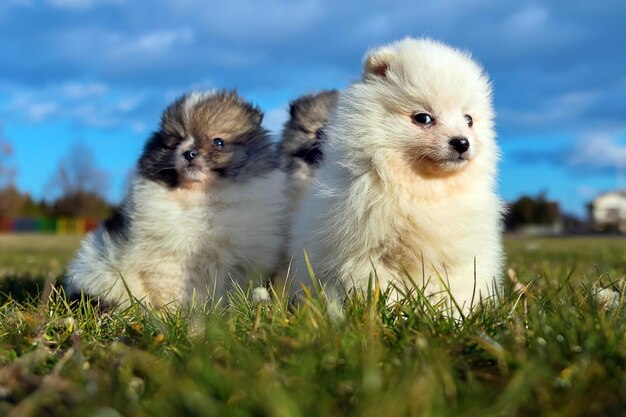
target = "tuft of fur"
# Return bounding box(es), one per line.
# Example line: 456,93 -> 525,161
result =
278,90 -> 339,209
274,91 -> 338,288
67,90 -> 287,308
289,38 -> 504,314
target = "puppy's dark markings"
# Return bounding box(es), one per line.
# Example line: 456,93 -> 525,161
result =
279,90 -> 339,172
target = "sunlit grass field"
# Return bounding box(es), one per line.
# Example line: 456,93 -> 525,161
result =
0,233 -> 625,416
0,234 -> 80,277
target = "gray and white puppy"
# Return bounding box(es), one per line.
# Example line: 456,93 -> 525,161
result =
67,90 -> 287,308
278,90 -> 339,209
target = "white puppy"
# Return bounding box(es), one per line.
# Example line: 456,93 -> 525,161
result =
67,91 -> 286,308
289,38 -> 504,314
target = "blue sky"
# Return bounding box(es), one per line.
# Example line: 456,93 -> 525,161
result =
1,0 -> 625,217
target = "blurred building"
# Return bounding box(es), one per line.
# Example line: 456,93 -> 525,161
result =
589,191 -> 626,233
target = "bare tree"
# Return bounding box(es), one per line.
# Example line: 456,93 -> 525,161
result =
0,123 -> 25,217
48,140 -> 110,198
0,122 -> 16,189
47,141 -> 112,218
0,187 -> 27,217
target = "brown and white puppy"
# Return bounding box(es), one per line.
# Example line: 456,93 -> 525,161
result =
289,38 -> 504,315
278,90 -> 339,209
67,90 -> 287,308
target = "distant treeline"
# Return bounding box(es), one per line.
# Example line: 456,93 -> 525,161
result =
0,187 -> 114,219
504,193 -> 560,230
0,186 -> 113,235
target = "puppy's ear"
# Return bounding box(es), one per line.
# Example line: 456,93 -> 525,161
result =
363,48 -> 393,79
246,104 -> 264,126
289,100 -> 299,118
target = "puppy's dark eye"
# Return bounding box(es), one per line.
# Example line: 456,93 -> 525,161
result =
464,114 -> 473,128
412,113 -> 433,125
213,138 -> 225,149
315,126 -> 325,140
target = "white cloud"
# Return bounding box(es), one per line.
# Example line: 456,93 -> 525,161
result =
50,27 -> 197,71
352,15 -> 391,39
60,82 -> 108,100
500,89 -> 601,129
115,95 -> 142,113
104,28 -> 194,60
187,0 -> 325,42
47,0 -> 120,10
6,94 -> 60,122
26,102 -> 59,121
132,29 -> 193,52
131,122 -> 147,134
505,5 -> 550,33
568,131 -> 626,170
3,84 -> 153,129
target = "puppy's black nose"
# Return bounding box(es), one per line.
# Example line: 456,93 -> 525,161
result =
449,137 -> 470,154
183,150 -> 198,161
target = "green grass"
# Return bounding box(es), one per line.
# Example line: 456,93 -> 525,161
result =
0,233 -> 80,304
0,235 -> 625,416
0,233 -> 80,277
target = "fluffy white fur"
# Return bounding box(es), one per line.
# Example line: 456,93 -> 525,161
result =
68,170 -> 286,308
289,38 -> 504,314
